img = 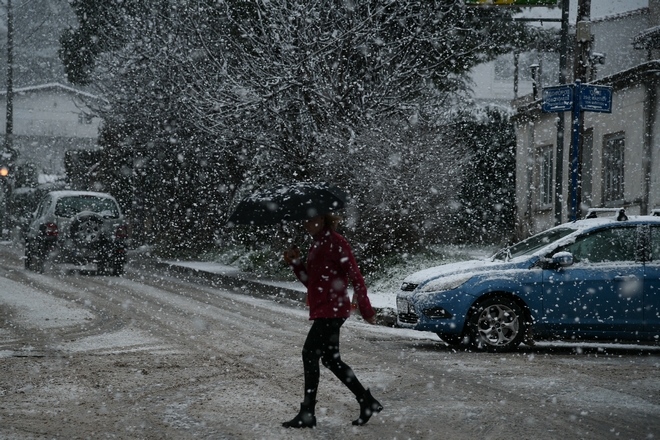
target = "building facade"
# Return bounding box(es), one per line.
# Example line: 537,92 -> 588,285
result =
513,4 -> 660,238
0,83 -> 103,178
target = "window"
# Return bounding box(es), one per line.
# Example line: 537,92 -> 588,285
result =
562,227 -> 637,263
55,196 -> 120,219
603,133 -> 625,204
538,145 -> 553,209
493,227 -> 575,261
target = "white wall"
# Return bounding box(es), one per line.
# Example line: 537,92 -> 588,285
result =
0,86 -> 102,175
592,13 -> 649,79
0,89 -> 100,139
582,84 -> 647,213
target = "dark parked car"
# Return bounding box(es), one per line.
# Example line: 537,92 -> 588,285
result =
396,210 -> 660,351
25,191 -> 127,274
7,181 -> 68,241
7,187 -> 38,240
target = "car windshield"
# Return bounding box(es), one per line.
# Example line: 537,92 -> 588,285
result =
54,196 -> 120,219
492,227 -> 575,261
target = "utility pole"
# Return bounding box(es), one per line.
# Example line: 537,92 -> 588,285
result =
4,0 -> 13,153
554,0 -> 569,225
2,0 -> 14,239
572,0 -> 591,219
575,0 -> 592,83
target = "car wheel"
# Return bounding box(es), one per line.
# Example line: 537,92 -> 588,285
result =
25,240 -> 45,273
32,247 -> 45,273
24,243 -> 31,269
467,296 -> 525,352
112,262 -> 124,276
70,214 -> 104,246
96,258 -> 108,275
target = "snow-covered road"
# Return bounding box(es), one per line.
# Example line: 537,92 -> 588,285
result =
0,243 -> 659,439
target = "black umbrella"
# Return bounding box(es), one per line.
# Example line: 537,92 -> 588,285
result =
227,182 -> 348,226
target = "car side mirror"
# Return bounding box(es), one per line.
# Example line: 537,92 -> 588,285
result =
552,251 -> 574,267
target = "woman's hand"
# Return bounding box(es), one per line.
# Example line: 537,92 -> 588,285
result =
283,245 -> 300,264
365,315 -> 377,325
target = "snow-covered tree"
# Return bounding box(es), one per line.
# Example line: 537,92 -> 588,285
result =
448,106 -> 517,245
59,0 -> 541,257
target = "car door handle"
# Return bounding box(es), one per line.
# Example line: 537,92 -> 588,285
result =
614,275 -> 638,282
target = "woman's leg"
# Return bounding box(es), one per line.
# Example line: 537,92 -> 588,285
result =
292,318 -> 382,427
283,319 -> 328,428
301,319 -> 324,406
317,318 -> 383,426
309,318 -> 366,398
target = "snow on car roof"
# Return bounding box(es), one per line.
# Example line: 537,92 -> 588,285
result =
523,216 -> 660,259
522,219 -> 606,257
47,190 -> 117,200
12,187 -> 37,195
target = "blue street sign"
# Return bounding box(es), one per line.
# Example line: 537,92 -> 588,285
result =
580,85 -> 612,113
542,85 -> 573,113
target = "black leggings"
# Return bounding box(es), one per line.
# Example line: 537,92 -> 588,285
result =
302,318 -> 366,405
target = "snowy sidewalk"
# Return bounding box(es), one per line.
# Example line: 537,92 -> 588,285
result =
156,259 -> 398,325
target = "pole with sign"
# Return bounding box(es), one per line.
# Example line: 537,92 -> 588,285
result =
569,81 -> 582,223
543,81 -> 612,221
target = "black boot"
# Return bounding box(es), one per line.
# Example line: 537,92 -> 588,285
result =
352,389 -> 383,426
282,402 -> 316,428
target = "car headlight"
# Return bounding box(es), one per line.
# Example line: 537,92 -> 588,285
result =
397,297 -> 416,314
400,282 -> 418,292
419,274 -> 473,293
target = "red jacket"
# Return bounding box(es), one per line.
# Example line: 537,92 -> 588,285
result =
290,228 -> 375,320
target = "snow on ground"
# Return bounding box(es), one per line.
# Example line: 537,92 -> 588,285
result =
0,260 -> 436,361
0,275 -> 95,329
58,327 -> 175,355
3,254 -> 658,360
164,261 -> 243,276
160,259 -> 660,352
165,259 -> 397,309
130,260 -> 660,352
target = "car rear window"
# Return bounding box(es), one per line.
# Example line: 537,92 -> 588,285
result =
54,196 -> 120,219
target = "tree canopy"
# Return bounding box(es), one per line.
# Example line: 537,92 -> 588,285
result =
59,0 -> 541,260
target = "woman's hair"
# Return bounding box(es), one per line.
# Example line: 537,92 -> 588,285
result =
323,213 -> 342,231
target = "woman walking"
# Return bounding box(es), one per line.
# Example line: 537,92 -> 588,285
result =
282,213 -> 383,428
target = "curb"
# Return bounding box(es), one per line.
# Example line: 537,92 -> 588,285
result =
154,260 -> 397,327
154,260 -> 307,302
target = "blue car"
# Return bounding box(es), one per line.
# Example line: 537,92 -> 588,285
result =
396,210 -> 660,352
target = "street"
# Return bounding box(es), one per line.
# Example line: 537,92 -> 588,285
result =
0,243 -> 659,440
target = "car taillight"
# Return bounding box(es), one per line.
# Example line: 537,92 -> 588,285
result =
45,222 -> 58,237
115,225 -> 128,239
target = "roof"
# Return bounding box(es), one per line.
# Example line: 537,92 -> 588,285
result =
634,24 -> 660,50
514,60 -> 660,118
46,190 -> 117,201
0,83 -> 106,103
568,215 -> 660,228
592,7 -> 649,24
